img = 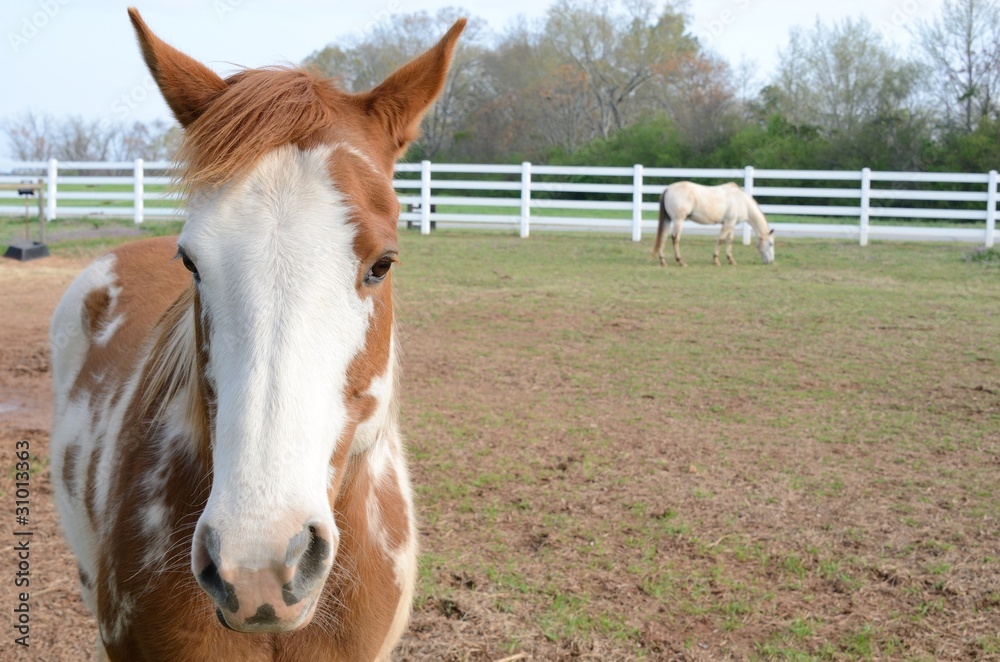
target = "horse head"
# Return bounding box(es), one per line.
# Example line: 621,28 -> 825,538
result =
128,8 -> 463,634
758,227 -> 775,265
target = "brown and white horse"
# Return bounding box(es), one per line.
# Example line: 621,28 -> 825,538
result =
654,181 -> 776,267
49,9 -> 464,661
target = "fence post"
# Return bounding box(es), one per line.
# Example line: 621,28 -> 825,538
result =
986,170 -> 997,248
632,163 -> 642,241
133,158 -> 144,224
631,164 -> 643,242
859,167 -> 872,246
46,158 -> 57,221
420,159 -> 431,235
742,165 -> 754,245
520,161 -> 531,238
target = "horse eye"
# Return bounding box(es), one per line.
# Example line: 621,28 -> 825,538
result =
364,257 -> 394,285
177,250 -> 200,282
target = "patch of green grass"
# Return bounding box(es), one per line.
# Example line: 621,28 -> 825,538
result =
965,246 -> 1000,265
978,636 -> 1000,654
536,593 -> 638,645
841,624 -> 876,658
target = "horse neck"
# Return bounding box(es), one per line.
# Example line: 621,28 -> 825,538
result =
746,199 -> 769,237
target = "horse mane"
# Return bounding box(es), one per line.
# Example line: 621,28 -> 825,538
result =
741,189 -> 770,234
176,66 -> 342,191
139,287 -> 208,451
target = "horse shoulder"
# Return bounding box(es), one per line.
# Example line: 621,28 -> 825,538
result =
54,236 -> 189,399
50,236 -> 193,624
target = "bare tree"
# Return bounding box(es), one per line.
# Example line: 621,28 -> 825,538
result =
543,0 -> 696,139
55,117 -> 121,161
772,18 -> 922,136
657,53 -> 737,152
3,111 -> 53,160
734,56 -> 761,122
914,0 -> 1000,132
3,112 -> 180,162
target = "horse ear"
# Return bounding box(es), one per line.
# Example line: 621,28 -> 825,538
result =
769,229 -> 775,235
356,19 -> 466,157
127,8 -> 227,128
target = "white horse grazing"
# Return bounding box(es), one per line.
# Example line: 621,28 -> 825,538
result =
654,181 -> 775,267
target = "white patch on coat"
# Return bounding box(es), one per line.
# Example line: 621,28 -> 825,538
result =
352,337 -> 397,462
92,285 -> 123,346
184,145 -> 374,570
371,447 -> 417,662
50,254 -> 116,389
139,501 -> 173,570
330,141 -> 381,177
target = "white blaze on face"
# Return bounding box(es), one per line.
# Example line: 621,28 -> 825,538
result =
183,145 -> 371,564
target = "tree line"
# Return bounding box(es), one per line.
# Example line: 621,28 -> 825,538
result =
304,0 -> 1000,173
5,0 -> 999,174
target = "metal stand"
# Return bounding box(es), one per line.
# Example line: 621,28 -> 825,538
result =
2,180 -> 49,261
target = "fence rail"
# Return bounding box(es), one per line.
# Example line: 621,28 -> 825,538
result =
0,159 -> 995,247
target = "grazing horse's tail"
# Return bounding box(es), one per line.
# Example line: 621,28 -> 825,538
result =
654,190 -> 670,265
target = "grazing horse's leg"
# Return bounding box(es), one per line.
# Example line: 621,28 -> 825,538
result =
715,223 -> 737,266
653,193 -> 670,266
671,216 -> 687,267
725,224 -> 738,265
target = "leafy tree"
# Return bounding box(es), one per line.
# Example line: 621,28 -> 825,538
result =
552,113 -> 685,167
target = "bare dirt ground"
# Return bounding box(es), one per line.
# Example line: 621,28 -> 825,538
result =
1,234 -> 998,661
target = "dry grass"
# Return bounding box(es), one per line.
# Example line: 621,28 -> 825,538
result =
0,224 -> 997,660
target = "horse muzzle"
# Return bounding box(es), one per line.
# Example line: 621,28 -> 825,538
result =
194,522 -> 336,633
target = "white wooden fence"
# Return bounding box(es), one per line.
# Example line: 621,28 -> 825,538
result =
1,159 -> 996,247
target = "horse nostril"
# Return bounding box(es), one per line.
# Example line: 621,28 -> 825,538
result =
196,527 -> 239,613
285,527 -> 311,567
282,525 -> 332,606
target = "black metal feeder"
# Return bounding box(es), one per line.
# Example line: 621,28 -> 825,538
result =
3,180 -> 49,262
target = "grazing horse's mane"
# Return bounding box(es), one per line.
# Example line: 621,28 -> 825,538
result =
176,67 -> 342,191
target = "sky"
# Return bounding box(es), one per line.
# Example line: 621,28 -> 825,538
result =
1,0 -> 945,160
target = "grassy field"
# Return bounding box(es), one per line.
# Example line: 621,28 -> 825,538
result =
386,229 -> 999,659
7,218 -> 1000,659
